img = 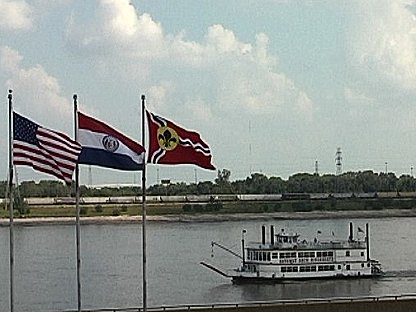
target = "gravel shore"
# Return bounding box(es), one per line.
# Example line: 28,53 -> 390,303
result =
1,208 -> 416,226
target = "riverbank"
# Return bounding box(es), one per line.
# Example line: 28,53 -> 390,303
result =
1,208 -> 416,226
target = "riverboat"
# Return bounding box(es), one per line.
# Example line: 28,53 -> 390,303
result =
201,222 -> 383,283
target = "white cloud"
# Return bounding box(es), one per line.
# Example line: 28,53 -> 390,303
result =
67,0 -> 165,58
344,87 -> 376,106
349,0 -> 416,92
146,82 -> 175,112
295,92 -> 314,116
0,46 -> 23,71
0,46 -> 73,129
0,0 -> 33,30
183,97 -> 213,121
65,0 -> 314,118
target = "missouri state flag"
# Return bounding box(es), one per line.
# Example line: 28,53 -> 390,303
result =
77,112 -> 145,170
146,111 -> 215,170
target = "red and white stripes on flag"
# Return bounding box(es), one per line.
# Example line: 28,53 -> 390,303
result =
13,112 -> 81,185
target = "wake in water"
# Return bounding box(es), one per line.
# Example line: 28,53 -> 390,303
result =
381,270 -> 416,278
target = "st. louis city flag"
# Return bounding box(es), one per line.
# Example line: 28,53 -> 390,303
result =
147,111 -> 215,170
77,112 -> 145,170
13,112 -> 81,185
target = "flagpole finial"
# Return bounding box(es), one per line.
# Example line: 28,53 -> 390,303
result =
73,94 -> 77,101
8,89 -> 12,99
141,94 -> 145,101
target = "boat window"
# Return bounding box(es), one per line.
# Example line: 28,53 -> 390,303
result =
281,266 -> 298,273
361,263 -> 364,268
361,251 -> 364,257
298,252 -> 314,258
279,252 -> 298,259
346,265 -> 351,270
328,251 -> 333,257
272,252 -> 278,259
300,266 -> 316,272
346,251 -> 350,257
338,265 -> 341,270
267,252 -> 271,261
317,252 -> 321,257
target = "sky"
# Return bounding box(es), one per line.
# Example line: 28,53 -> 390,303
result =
1,0 -> 416,187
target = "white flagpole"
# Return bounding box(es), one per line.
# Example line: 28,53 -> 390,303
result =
73,94 -> 82,312
8,89 -> 14,312
141,94 -> 147,312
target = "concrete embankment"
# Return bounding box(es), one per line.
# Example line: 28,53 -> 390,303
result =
82,297 -> 416,312
2,208 -> 416,227
145,297 -> 416,312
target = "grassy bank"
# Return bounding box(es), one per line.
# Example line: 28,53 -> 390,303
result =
2,197 -> 416,219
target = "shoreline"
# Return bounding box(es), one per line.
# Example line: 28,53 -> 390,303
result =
1,208 -> 416,226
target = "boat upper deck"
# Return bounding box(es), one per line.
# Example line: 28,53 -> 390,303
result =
247,240 -> 366,251
247,230 -> 367,251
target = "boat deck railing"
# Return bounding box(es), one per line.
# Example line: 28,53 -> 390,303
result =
252,240 -> 367,250
55,293 -> 416,312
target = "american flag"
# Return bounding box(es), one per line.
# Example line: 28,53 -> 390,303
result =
13,112 -> 81,185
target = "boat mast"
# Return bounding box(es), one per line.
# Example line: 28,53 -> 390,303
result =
241,229 -> 246,267
366,223 -> 370,261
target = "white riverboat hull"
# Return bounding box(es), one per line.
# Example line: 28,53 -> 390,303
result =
230,264 -> 382,284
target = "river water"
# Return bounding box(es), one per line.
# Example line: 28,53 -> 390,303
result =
1,216 -> 416,312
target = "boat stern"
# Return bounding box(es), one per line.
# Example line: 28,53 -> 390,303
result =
370,260 -> 383,276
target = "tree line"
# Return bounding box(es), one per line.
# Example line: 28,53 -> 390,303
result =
1,169 -> 415,198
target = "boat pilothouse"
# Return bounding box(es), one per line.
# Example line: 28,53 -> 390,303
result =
201,222 -> 383,283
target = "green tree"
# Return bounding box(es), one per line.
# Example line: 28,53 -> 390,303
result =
397,174 -> 415,192
214,169 -> 232,193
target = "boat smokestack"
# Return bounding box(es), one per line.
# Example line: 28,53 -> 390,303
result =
366,223 -> 370,261
262,225 -> 266,245
349,222 -> 353,242
270,225 -> 274,245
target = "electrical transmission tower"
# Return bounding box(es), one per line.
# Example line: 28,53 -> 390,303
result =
335,147 -> 342,176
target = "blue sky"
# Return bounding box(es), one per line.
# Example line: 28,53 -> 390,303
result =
1,0 -> 416,186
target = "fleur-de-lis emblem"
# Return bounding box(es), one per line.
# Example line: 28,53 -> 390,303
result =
157,126 -> 179,151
